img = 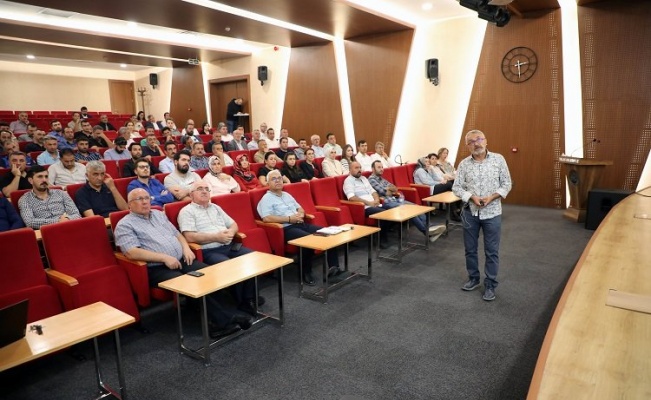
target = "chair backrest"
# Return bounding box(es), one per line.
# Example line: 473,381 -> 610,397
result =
101,159 -> 119,178
164,199 -> 191,229
249,162 -> 263,176
10,189 -> 31,211
0,228 -> 46,292
150,155 -> 165,168
41,216 -> 116,276
211,191 -> 258,231
392,165 -> 412,187
310,177 -> 341,207
334,174 -> 348,199
195,168 -> 208,178
405,163 -> 418,184
66,182 -> 85,204
228,150 -> 248,160
382,167 -> 397,185
117,158 -> 130,178
282,181 -> 328,226
113,177 -> 136,201
248,187 -> 269,219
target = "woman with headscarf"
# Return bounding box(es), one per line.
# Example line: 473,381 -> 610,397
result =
203,155 -> 240,196
233,154 -> 263,192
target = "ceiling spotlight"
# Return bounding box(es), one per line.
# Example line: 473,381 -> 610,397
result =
120,63 -> 127,68
26,54 -> 35,60
459,0 -> 510,27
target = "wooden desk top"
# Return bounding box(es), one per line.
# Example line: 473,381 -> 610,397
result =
0,302 -> 135,372
159,251 -> 293,298
528,188 -> 651,399
368,204 -> 434,222
287,224 -> 380,251
34,217 -> 111,241
423,191 -> 461,204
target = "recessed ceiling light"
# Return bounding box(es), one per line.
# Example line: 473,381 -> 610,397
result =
120,63 -> 127,68
422,2 -> 433,11
26,54 -> 35,59
127,21 -> 138,27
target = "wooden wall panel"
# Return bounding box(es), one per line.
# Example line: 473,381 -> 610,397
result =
282,43 -> 344,142
170,65 -> 207,129
578,0 -> 651,191
345,30 -> 413,154
461,10 -> 564,208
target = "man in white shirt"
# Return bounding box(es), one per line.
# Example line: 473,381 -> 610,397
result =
310,134 -> 325,158
181,119 -> 200,136
248,129 -> 261,150
48,148 -> 87,187
163,150 -> 201,201
370,141 -> 395,168
264,128 -> 278,149
355,140 -> 374,172
278,128 -> 298,147
322,133 -> 342,156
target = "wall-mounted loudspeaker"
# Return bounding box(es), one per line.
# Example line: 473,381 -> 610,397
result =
258,66 -> 268,86
149,73 -> 158,88
426,58 -> 439,86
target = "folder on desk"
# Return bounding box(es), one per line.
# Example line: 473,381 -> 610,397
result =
606,289 -> 651,315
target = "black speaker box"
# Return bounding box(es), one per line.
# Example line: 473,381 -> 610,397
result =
149,73 -> 158,86
258,66 -> 268,81
426,58 -> 438,80
585,189 -> 632,230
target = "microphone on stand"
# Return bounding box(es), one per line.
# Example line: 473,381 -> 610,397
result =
567,138 -> 601,158
394,155 -> 405,166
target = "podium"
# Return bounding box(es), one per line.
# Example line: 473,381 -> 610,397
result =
559,156 -> 613,222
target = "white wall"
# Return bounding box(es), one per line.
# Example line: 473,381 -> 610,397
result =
133,67 -> 173,121
390,17 -> 487,165
202,46 -> 291,132
0,61 -> 134,112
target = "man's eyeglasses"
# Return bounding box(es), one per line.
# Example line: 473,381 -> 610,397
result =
467,137 -> 486,145
269,176 -> 283,182
193,187 -> 211,192
129,196 -> 151,202
136,165 -> 150,169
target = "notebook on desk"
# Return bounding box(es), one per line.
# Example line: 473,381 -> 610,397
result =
0,299 -> 29,347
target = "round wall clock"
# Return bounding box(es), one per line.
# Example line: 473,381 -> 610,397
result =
501,47 -> 538,83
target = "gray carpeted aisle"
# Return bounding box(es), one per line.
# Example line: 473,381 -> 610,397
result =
1,205 -> 592,400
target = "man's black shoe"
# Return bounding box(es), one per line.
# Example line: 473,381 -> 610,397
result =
327,266 -> 341,277
238,300 -> 258,317
209,324 -> 240,339
303,271 -> 316,286
231,314 -> 253,330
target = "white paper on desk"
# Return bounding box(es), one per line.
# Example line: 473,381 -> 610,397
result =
317,226 -> 344,235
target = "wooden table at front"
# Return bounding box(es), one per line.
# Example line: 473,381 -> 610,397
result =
158,251 -> 292,365
0,302 -> 135,400
287,224 -> 380,303
369,204 -> 435,262
423,191 -> 461,237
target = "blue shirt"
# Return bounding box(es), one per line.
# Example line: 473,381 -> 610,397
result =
127,178 -> 175,207
0,197 -> 25,232
36,151 -> 60,166
115,210 -> 183,267
74,183 -> 120,217
257,191 -> 301,228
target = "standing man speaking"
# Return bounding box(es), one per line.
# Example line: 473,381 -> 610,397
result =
453,130 -> 512,302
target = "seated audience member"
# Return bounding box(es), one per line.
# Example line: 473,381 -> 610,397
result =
253,139 -> 268,163
138,126 -> 157,146
103,137 -> 131,161
355,140 -> 373,172
36,137 -> 62,166
115,188 -> 253,339
163,150 -> 201,202
47,120 -> 64,142
89,125 -> 113,149
48,148 -> 87,187
74,137 -> 101,163
247,129 -> 261,150
321,147 -> 345,177
97,114 -> 116,131
0,129 -> 12,145
181,119 -> 200,136
413,156 -> 453,196
259,122 -> 269,141
203,156 -> 240,196
212,142 -> 234,167
322,132 -> 343,156
18,123 -> 38,143
299,148 -> 322,180
10,112 -> 29,135
219,124 -> 234,145
181,127 -> 200,151
68,112 -> 82,133
368,160 -> 442,240
1,140 -> 33,168
80,106 -> 90,120
226,127 -> 247,151
281,152 -> 307,183
190,142 -> 209,170
205,129 -> 222,153
233,154 -> 263,192
310,134 -> 325,158
75,160 -> 128,217
258,152 -> 289,186
19,165 -> 82,229
0,196 -> 24,232
279,128 -> 298,147
126,158 -> 175,207
58,127 -> 77,151
274,137 -> 291,161
157,112 -> 170,130
257,170 -> 342,285
200,122 -> 211,135
133,113 -> 145,131
341,144 -> 356,174
343,161 -> 389,247
436,148 -> 457,179
74,120 -> 94,141
160,126 -> 173,143
293,138 -> 308,160
122,143 -> 160,178
158,141 -> 178,173
141,133 -> 163,158
0,152 -> 31,197
166,118 -> 181,136
263,128 -> 277,149
370,141 -> 395,168
146,115 -> 160,131
25,129 -> 46,153
178,181 -> 263,315
124,121 -> 141,145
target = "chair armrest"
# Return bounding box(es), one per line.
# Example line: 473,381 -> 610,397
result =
115,252 -> 147,266
256,220 -> 284,229
315,205 -> 341,212
188,243 -> 202,251
114,252 -> 151,307
396,186 -> 420,204
45,268 -> 78,286
235,232 -> 246,240
340,200 -> 367,226
255,220 -> 286,256
304,213 -> 315,220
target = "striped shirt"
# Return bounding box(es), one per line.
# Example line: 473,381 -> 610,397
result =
18,189 -> 82,229
178,202 -> 235,250
114,210 -> 183,266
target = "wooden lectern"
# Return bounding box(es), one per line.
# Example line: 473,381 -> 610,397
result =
559,156 -> 613,222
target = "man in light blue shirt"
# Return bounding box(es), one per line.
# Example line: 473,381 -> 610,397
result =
36,137 -> 61,166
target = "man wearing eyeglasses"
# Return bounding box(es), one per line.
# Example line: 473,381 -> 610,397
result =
126,158 -> 175,207
115,188 -> 253,339
453,130 -> 512,302
257,170 -> 342,286
178,181 -> 264,316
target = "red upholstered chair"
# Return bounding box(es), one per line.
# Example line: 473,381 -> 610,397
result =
195,168 -> 208,178
113,177 -> 136,200
40,216 -> 140,321
65,182 -> 85,204
333,174 -> 377,226
282,181 -> 328,227
154,172 -> 170,182
10,188 -> 30,211
101,160 -> 119,179
109,208 -> 169,307
396,164 -> 430,204
248,187 -> 301,257
309,177 -> 355,226
163,200 -> 204,262
117,158 -> 130,178
211,191 -> 273,254
383,167 -> 420,205
228,150 -> 249,160
150,155 -> 165,169
0,228 -> 63,323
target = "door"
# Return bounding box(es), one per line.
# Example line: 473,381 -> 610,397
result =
209,78 -> 250,132
109,80 -> 135,115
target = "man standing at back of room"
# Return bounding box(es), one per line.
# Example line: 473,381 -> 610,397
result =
453,129 -> 512,302
226,97 -> 243,133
